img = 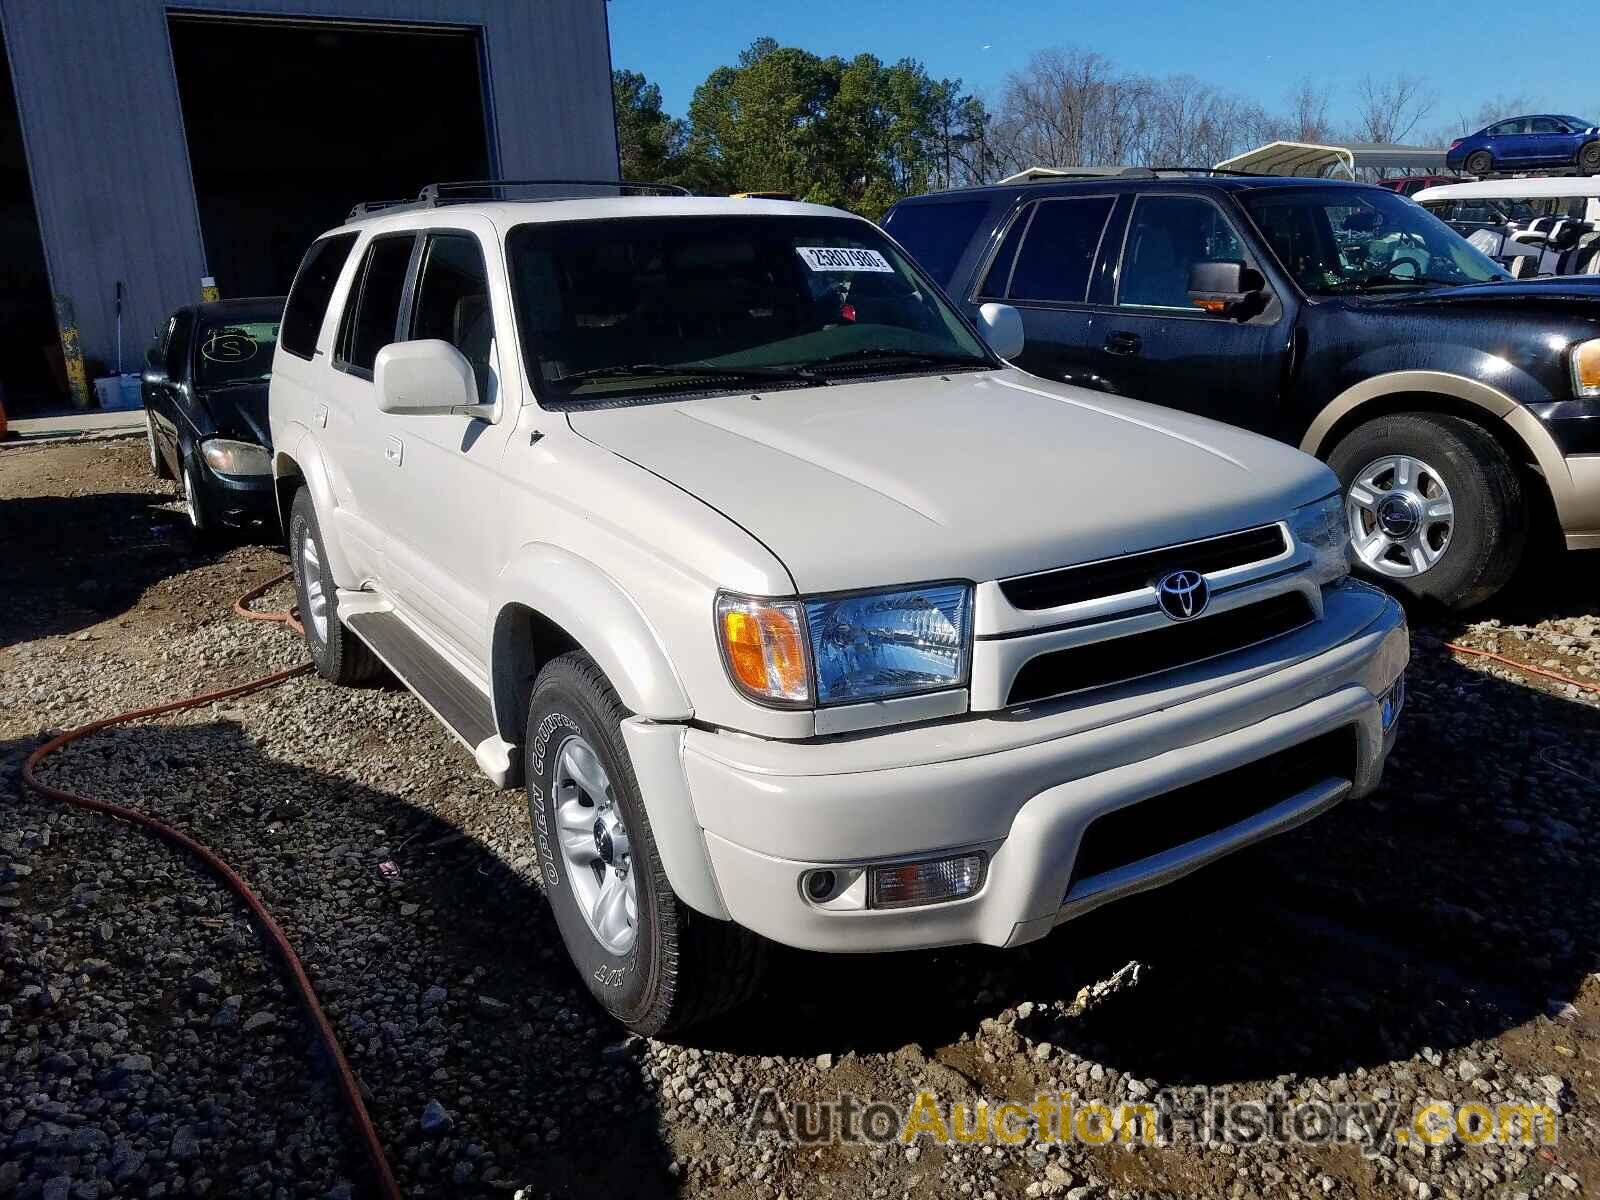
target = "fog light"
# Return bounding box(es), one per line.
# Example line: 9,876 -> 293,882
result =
803,869 -> 837,902
870,853 -> 986,910
1380,673 -> 1406,732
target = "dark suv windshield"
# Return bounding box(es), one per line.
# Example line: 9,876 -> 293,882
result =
1241,187 -> 1510,296
505,214 -> 991,404
195,317 -> 279,385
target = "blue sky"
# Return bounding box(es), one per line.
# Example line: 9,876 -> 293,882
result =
606,0 -> 1598,139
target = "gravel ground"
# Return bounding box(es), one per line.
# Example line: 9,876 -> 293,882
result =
2,436 -> 1598,1200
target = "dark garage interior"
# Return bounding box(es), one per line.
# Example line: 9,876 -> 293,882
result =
0,23 -> 62,413
168,13 -> 493,300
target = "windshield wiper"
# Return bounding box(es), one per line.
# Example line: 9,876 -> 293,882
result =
560,362 -> 823,387
806,347 -> 992,373
1330,274 -> 1468,293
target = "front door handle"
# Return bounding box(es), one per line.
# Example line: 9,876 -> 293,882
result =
383,436 -> 403,467
1104,332 -> 1142,356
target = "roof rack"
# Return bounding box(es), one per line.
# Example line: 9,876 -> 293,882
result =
1118,166 -> 1265,178
347,178 -> 690,221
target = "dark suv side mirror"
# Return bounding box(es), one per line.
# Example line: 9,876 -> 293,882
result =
1188,261 -> 1265,317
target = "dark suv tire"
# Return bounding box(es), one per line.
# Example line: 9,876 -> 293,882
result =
526,650 -> 766,1036
1328,412 -> 1526,610
288,487 -> 386,685
1464,149 -> 1494,176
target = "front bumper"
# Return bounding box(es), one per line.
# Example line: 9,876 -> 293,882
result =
664,580 -> 1407,953
1558,454 -> 1600,551
197,461 -> 277,530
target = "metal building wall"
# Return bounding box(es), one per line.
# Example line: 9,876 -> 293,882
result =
0,0 -> 617,380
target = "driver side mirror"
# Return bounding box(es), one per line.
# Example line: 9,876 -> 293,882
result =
374,339 -> 494,420
976,302 -> 1024,360
1188,262 -> 1266,318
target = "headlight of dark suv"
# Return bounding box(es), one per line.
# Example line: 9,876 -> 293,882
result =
716,584 -> 973,708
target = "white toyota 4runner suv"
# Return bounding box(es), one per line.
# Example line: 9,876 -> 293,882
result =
269,182 -> 1409,1035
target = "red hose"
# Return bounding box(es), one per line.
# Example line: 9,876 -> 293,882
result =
21,571 -> 403,1200
1436,637 -> 1598,694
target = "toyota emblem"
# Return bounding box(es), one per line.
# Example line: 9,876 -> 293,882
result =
1156,569 -> 1209,621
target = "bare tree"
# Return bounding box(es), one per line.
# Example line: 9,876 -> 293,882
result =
1281,78 -> 1333,143
1354,72 -> 1437,144
987,47 -> 1282,177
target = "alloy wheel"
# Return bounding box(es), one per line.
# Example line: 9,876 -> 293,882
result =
551,733 -> 638,955
1346,453 -> 1455,578
297,525 -> 330,642
182,465 -> 201,529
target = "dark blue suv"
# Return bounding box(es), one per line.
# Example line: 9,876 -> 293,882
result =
883,173 -> 1600,610
1446,114 -> 1600,176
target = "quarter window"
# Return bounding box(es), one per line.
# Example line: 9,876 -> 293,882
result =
1117,195 -> 1246,312
1000,196 -> 1116,304
337,235 -> 415,375
280,233 -> 357,360
409,233 -> 495,400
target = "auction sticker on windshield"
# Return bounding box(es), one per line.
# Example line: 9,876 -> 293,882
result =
796,246 -> 894,272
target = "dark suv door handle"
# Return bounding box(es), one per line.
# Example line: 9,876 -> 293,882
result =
1104,332 -> 1142,356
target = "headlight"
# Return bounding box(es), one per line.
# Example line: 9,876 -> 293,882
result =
1290,493 -> 1350,586
200,438 -> 271,476
805,584 -> 971,705
1572,338 -> 1600,398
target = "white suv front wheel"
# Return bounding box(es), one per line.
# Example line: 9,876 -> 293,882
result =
526,650 -> 766,1036
287,488 -> 385,686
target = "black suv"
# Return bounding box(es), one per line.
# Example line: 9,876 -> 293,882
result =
884,174 -> 1600,608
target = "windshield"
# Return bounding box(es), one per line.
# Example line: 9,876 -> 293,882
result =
195,317 -> 279,385
1240,187 -> 1510,296
505,214 -> 991,404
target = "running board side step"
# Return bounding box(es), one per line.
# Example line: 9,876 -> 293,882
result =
343,611 -> 519,786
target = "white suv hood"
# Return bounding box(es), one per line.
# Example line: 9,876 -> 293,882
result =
567,369 -> 1336,594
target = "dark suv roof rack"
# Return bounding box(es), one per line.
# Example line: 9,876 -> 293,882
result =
1117,166 -> 1264,178
347,178 -> 691,221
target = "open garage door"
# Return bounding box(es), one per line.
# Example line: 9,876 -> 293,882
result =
0,23 -> 62,414
168,13 -> 493,299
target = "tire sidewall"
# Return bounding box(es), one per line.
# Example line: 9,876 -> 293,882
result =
1466,150 -> 1494,175
526,672 -> 664,1026
1328,418 -> 1495,606
1581,141 -> 1600,171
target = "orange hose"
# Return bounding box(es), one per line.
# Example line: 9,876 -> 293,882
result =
1436,636 -> 1597,694
21,571 -> 403,1200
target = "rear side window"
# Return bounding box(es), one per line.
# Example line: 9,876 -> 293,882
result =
409,233 -> 495,399
1002,196 -> 1116,305
881,200 -> 991,288
280,233 -> 357,360
336,235 -> 416,375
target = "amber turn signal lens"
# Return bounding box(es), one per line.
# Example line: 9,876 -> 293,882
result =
1573,339 -> 1600,398
716,594 -> 811,705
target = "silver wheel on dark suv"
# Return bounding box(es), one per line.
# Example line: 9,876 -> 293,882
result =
1346,453 -> 1455,579
1329,412 -> 1526,610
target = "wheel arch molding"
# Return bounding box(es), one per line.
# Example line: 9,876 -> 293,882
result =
490,545 -> 693,747
1300,369 -> 1579,535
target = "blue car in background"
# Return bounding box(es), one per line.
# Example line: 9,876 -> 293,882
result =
1447,114 -> 1600,176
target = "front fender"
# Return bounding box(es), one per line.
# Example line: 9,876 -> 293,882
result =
272,426 -> 354,585
491,544 -> 692,727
